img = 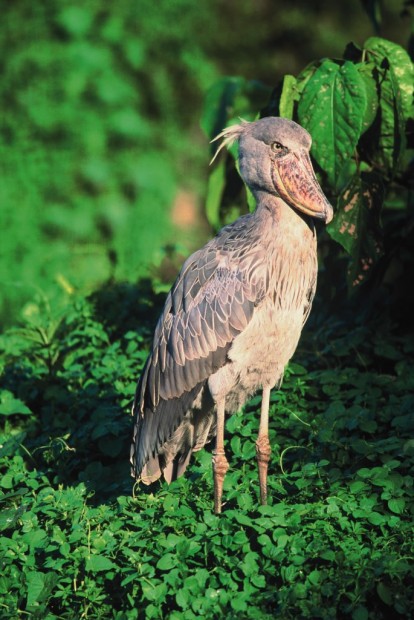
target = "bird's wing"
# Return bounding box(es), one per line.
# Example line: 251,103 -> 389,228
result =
131,216 -> 266,475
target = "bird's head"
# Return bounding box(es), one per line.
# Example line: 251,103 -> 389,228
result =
211,117 -> 333,224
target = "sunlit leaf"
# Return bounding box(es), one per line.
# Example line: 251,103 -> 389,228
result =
279,75 -> 297,119
26,572 -> 46,609
388,498 -> 406,514
295,61 -> 319,97
85,554 -> 116,572
57,7 -> 93,37
156,553 -> 177,571
0,390 -> 32,416
298,60 -> 367,187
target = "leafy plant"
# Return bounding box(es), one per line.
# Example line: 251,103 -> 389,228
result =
203,36 -> 414,292
1,283 -> 414,619
1,4 -> 414,619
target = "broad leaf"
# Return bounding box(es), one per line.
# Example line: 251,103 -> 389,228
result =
26,572 -> 45,609
279,75 -> 297,119
364,37 -> 413,175
364,37 -> 414,121
156,553 -> 177,570
86,554 -> 116,572
388,498 -> 406,514
295,61 -> 319,97
0,390 -> 32,416
298,60 -> 367,188
356,62 -> 379,134
327,171 -> 384,288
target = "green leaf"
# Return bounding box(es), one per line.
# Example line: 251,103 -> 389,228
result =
0,473 -> 14,489
26,572 -> 45,608
0,390 -> 32,416
327,171 -> 384,289
279,75 -> 297,119
176,588 -> 190,609
352,605 -> 368,620
205,160 -> 226,229
23,529 -> 48,550
307,569 -> 322,586
349,481 -> 368,494
298,59 -> 367,187
388,498 -> 405,514
201,77 -> 270,143
0,507 -> 23,532
365,37 -> 414,121
57,7 -> 93,37
85,555 -> 116,572
377,581 -> 393,605
156,553 -> 177,571
356,62 -> 379,133
367,512 -> 385,525
295,61 -> 319,97
364,37 -> 411,175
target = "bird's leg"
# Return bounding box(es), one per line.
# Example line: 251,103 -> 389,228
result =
212,398 -> 229,514
256,386 -> 272,505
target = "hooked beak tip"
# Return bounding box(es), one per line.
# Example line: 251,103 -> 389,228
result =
324,204 -> 334,224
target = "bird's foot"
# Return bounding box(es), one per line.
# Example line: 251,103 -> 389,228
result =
256,434 -> 271,505
212,448 -> 229,514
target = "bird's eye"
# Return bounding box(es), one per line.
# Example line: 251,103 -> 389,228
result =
271,141 -> 284,152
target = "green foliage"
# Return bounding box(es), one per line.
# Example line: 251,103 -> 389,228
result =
204,36 -> 414,292
0,0 -> 218,326
1,4 -> 414,619
298,60 -> 368,188
1,285 -> 414,618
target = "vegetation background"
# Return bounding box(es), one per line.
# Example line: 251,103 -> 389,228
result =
0,1 -> 413,618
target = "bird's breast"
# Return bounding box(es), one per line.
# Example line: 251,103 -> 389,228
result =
211,234 -> 317,410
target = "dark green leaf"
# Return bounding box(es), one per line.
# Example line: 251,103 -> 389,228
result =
360,0 -> 382,33
327,171 -> 384,288
356,62 -> 379,133
365,37 -> 414,121
205,160 -> 226,229
377,582 -> 393,605
201,77 -> 270,143
364,37 -> 412,175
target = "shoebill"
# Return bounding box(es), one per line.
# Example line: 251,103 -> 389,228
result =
130,116 -> 333,513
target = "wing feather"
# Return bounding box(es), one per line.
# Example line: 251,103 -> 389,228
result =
131,213 -> 267,478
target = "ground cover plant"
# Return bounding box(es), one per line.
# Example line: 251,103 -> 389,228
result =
1,288 -> 414,619
1,2 -> 414,618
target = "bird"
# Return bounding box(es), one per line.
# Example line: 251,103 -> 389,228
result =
130,116 -> 333,513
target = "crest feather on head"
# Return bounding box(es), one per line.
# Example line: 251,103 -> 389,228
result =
209,119 -> 251,164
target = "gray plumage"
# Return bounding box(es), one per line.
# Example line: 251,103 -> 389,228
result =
130,116 -> 333,502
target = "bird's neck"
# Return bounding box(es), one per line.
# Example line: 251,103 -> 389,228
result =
253,191 -> 314,233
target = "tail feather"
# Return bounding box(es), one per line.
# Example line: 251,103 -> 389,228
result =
130,381 -> 206,482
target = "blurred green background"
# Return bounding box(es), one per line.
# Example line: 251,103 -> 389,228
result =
0,0 -> 410,327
